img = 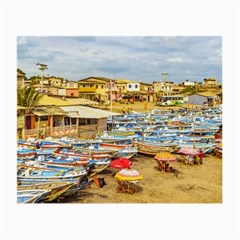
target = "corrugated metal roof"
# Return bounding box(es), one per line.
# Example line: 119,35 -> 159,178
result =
116,79 -> 139,83
60,106 -> 120,119
37,95 -> 76,106
66,98 -> 99,105
32,106 -> 66,116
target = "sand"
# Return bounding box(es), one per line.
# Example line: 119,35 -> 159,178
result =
97,101 -> 201,113
60,102 -> 222,204
61,154 -> 222,204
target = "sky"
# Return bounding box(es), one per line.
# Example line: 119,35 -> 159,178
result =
17,36 -> 222,84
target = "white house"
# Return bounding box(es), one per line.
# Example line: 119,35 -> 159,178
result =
183,80 -> 195,86
126,82 -> 140,92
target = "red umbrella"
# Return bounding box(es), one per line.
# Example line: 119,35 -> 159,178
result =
110,158 -> 133,170
179,147 -> 199,156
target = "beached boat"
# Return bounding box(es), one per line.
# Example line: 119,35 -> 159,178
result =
113,147 -> 138,159
17,147 -> 36,160
17,189 -> 50,203
133,141 -> 177,155
17,165 -> 88,184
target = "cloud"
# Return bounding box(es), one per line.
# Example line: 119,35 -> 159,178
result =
17,36 -> 222,83
167,56 -> 183,63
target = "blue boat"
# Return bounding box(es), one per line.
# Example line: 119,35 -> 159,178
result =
17,189 -> 50,203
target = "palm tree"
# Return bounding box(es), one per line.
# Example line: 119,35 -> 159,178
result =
17,86 -> 43,114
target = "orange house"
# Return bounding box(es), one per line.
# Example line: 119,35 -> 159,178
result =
66,88 -> 79,97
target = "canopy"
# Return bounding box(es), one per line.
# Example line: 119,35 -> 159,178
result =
115,169 -> 142,181
110,158 -> 132,170
179,147 -> 199,156
154,152 -> 177,162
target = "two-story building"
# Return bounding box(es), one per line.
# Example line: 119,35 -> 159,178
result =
49,77 -> 62,87
115,79 -> 128,99
116,79 -> 147,102
140,82 -> 154,102
180,80 -> 196,87
152,81 -> 174,96
78,77 -> 116,103
58,87 -> 79,98
204,78 -> 217,88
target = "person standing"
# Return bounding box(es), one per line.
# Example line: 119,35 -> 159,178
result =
199,149 -> 204,165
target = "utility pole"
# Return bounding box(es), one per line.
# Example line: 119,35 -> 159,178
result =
110,79 -> 112,112
36,63 -> 48,92
161,72 -> 169,98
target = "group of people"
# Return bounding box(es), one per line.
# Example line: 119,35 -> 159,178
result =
157,161 -> 173,173
182,149 -> 204,165
121,107 -> 134,114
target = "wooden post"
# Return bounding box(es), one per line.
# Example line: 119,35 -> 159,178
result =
76,118 -> 79,137
150,111 -> 152,125
50,116 -> 53,135
70,117 -> 72,138
62,116 -> 65,135
141,128 -> 144,143
22,116 -> 25,140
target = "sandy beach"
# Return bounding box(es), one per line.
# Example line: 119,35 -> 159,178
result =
61,153 -> 222,204
58,102 -> 223,204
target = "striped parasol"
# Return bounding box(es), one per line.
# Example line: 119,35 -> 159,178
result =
179,147 -> 199,156
154,152 -> 176,162
115,169 -> 142,181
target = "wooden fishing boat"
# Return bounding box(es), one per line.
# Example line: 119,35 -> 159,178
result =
53,149 -> 112,161
133,141 -> 177,155
17,165 -> 88,183
100,142 -> 133,149
17,147 -> 36,160
113,147 -> 138,159
17,189 -> 50,203
37,183 -> 74,202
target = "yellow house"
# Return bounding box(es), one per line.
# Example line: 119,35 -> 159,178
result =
140,82 -> 154,102
49,77 -> 62,87
115,79 -> 130,95
115,79 -> 140,99
78,77 -> 109,103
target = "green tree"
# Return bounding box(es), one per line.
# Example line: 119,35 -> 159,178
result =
17,86 -> 44,114
17,68 -> 27,80
17,68 -> 26,75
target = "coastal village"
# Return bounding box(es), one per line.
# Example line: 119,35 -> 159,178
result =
17,65 -> 222,204
17,68 -> 222,141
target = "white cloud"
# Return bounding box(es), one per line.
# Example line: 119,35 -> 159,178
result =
17,36 -> 222,83
167,56 -> 183,63
17,37 -> 27,45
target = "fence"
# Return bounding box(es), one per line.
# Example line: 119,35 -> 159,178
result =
24,124 -> 98,139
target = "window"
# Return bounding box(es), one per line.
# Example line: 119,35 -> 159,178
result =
71,93 -> 74,97
71,118 -> 76,125
83,84 -> 85,87
123,86 -> 125,89
101,85 -> 104,89
129,85 -> 132,88
90,84 -> 93,87
96,85 -> 98,89
135,84 -> 138,88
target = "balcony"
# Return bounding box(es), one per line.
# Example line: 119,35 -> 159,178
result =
105,87 -> 118,92
79,87 -> 96,93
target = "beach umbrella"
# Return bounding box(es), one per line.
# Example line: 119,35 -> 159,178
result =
179,147 -> 199,156
154,152 -> 176,162
110,158 -> 133,170
115,169 -> 142,181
